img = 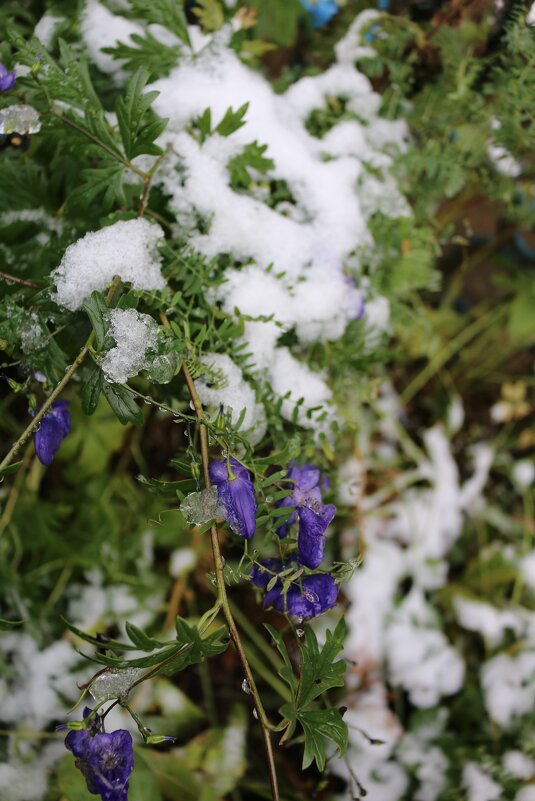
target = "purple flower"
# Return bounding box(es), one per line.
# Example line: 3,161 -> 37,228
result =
65,714 -> 134,801
34,399 -> 71,465
209,456 -> 256,539
300,0 -> 339,27
251,560 -> 338,619
0,63 -> 16,93
276,462 -> 336,569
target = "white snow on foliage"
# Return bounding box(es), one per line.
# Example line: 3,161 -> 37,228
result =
195,353 -> 267,445
52,218 -> 165,310
143,17 -> 408,431
453,596 -> 523,647
463,763 -> 502,801
385,588 -> 464,708
0,743 -> 64,801
0,634 -> 80,729
100,308 -> 159,384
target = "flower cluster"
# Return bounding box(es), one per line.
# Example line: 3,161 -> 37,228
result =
33,399 -> 71,466
251,462 -> 338,618
64,708 -> 134,801
208,456 -> 337,619
251,560 -> 338,619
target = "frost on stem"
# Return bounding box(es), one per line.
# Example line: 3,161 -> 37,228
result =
89,667 -> 145,703
180,486 -> 225,525
52,219 -> 166,311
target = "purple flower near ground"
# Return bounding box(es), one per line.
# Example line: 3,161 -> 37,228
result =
251,560 -> 338,619
209,456 -> 256,539
300,0 -> 339,28
34,399 -> 71,465
65,715 -> 134,801
276,462 -> 336,569
0,63 -> 16,93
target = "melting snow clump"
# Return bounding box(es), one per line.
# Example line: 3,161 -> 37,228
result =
52,218 -> 165,311
100,309 -> 159,384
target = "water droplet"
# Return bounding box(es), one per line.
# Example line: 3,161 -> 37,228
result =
35,423 -> 41,431
189,401 -> 195,410
241,679 -> 251,694
252,708 -> 258,719
266,495 -> 273,503
296,628 -> 304,638
143,399 -> 151,405
220,556 -> 225,567
221,449 -> 227,457
158,406 -> 167,413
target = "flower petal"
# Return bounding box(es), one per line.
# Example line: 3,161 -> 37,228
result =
216,475 -> 257,539
296,504 -> 336,569
275,574 -> 338,619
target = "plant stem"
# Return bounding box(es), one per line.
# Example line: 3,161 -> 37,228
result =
0,271 -> 42,289
181,363 -> 280,801
0,277 -> 121,472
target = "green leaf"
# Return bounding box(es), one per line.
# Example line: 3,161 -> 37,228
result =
83,292 -> 108,350
102,382 -> 144,426
81,363 -> 104,416
0,461 -> 23,478
116,68 -> 167,160
297,618 -> 347,708
125,621 -> 167,651
215,104 -> 249,137
264,624 -> 298,706
102,32 -> 180,80
298,708 -> 348,771
129,0 -> 191,46
62,618 -> 140,652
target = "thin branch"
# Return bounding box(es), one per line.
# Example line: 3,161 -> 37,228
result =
0,277 -> 121,472
0,271 -> 42,289
181,362 -> 280,801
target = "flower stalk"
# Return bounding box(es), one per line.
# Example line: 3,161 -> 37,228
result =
181,362 -> 280,801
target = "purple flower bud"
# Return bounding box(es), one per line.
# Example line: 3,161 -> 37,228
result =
209,457 -> 256,539
33,399 -> 71,466
65,723 -> 134,801
275,461 -> 336,568
0,63 -> 16,93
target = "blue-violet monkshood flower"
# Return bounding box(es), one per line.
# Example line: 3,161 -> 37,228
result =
209,456 -> 257,539
300,0 -> 339,28
64,708 -> 134,801
276,462 -> 336,569
0,63 -> 16,93
251,560 -> 338,619
34,399 -> 71,465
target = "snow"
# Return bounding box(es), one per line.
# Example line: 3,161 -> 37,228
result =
145,19 -> 408,430
100,309 -> 159,384
80,0 -> 144,80
0,634 -> 80,729
169,547 -> 197,577
463,763 -> 502,801
453,596 -> 523,647
52,218 -> 165,311
0,744 -> 64,801
503,750 -> 535,780
512,459 -> 535,490
384,588 -> 464,708
34,13 -> 62,48
195,352 -> 267,445
481,650 -> 535,728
